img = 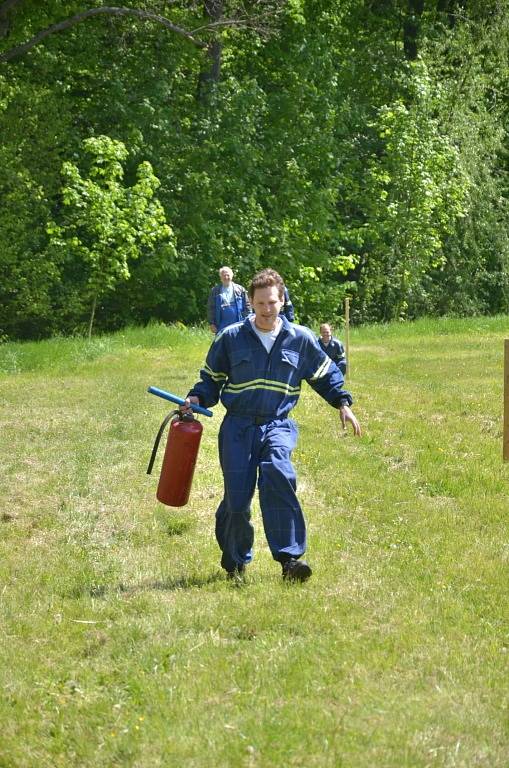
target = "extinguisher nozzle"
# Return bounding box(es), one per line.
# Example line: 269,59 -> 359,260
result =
147,386 -> 213,417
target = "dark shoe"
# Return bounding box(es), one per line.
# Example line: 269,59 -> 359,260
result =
226,564 -> 246,581
282,558 -> 312,582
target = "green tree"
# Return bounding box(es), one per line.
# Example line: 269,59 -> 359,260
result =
47,135 -> 175,337
358,67 -> 470,320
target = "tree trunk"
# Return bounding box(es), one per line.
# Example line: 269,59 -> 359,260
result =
0,0 -> 23,38
403,0 -> 424,60
197,0 -> 223,100
436,0 -> 463,27
88,294 -> 97,339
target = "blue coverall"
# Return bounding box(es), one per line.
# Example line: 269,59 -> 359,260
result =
188,316 -> 353,571
318,336 -> 347,375
279,287 -> 295,321
207,283 -> 250,332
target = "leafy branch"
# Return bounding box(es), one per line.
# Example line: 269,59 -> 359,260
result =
0,2 -> 284,62
0,5 -> 208,62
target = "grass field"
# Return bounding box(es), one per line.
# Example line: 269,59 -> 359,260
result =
1,317 -> 508,767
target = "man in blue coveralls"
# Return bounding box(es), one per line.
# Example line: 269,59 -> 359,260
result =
207,266 -> 251,334
182,268 -> 361,582
318,323 -> 347,375
280,286 -> 295,322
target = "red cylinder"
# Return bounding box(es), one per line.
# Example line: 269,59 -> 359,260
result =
157,415 -> 203,507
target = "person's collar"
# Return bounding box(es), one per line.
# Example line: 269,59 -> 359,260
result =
251,316 -> 282,334
245,314 -> 294,336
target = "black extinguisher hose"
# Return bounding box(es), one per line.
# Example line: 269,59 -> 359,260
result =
146,410 -> 179,475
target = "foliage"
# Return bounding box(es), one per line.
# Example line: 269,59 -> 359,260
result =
355,65 -> 470,321
47,136 -> 175,336
1,1 -> 509,338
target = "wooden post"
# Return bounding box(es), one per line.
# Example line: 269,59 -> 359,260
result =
504,340 -> 509,461
344,297 -> 350,380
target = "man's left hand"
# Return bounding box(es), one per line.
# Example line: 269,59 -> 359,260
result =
340,405 -> 362,436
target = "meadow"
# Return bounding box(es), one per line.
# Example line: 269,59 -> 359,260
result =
0,317 -> 508,767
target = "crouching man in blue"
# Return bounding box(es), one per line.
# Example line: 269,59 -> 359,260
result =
180,269 -> 361,582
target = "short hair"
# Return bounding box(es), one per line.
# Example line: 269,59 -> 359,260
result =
219,266 -> 233,277
249,268 -> 285,300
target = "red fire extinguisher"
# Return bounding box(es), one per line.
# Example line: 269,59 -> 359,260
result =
147,412 -> 203,506
146,387 -> 213,507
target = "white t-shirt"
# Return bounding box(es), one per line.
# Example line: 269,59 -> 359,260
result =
250,316 -> 282,353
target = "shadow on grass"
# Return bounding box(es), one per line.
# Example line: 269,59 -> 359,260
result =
66,572 -> 225,599
120,572 -> 225,593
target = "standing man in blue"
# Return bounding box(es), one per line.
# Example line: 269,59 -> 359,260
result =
318,323 -> 347,375
182,269 -> 361,582
207,266 -> 251,334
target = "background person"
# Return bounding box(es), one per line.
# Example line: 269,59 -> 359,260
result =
318,323 -> 347,375
181,269 -> 361,582
207,266 -> 250,334
280,286 -> 295,321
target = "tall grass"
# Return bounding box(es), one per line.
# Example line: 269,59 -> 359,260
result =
1,318 -> 508,767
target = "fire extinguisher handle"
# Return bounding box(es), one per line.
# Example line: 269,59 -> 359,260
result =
147,386 -> 213,417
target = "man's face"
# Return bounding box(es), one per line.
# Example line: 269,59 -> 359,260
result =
219,268 -> 233,285
320,325 -> 331,342
252,286 -> 284,331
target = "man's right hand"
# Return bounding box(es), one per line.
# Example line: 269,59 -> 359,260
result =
180,395 -> 200,416
210,324 -> 217,334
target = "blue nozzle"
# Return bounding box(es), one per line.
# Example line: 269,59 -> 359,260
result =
147,386 -> 213,417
